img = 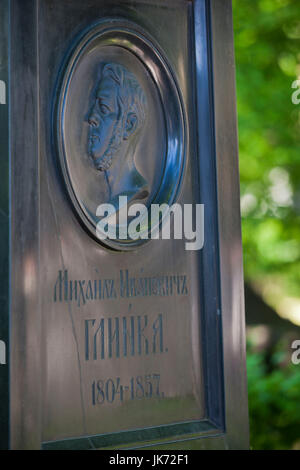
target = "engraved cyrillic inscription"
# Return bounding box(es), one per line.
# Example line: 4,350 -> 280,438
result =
53,269 -> 189,305
84,312 -> 165,361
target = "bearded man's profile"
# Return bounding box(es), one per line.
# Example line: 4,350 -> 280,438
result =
88,63 -> 149,208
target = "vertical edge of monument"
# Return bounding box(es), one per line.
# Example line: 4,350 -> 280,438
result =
10,0 -> 42,450
210,0 -> 249,449
0,0 -> 9,450
193,0 -> 225,433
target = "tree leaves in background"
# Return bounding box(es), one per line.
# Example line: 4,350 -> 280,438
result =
233,0 -> 300,297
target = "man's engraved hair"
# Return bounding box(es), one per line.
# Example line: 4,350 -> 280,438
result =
101,63 -> 147,131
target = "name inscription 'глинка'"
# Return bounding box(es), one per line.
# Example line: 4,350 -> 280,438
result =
85,312 -> 165,361
53,269 -> 188,307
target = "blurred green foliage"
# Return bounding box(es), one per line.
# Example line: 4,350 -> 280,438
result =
232,0 -> 300,450
233,0 -> 300,295
247,341 -> 300,450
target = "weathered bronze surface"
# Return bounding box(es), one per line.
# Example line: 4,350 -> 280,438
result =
0,0 -> 249,450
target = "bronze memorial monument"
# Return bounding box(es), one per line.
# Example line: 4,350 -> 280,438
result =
0,0 -> 249,450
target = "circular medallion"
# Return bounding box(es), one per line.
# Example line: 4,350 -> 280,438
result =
55,19 -> 186,250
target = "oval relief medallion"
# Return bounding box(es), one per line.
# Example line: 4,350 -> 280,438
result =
55,19 -> 186,250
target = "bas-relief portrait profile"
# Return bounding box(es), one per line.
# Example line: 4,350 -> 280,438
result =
57,25 -> 185,248
88,63 -> 149,208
